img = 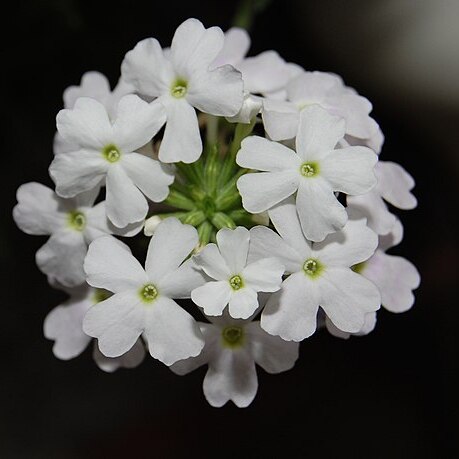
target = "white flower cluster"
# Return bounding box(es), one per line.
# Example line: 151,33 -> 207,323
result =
13,18 -> 420,408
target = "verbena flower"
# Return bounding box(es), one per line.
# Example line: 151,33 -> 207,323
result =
13,183 -> 140,287
170,309 -> 299,408
54,71 -> 135,156
191,226 -> 284,318
249,198 -> 381,341
121,18 -> 244,163
83,218 -> 206,365
49,95 -> 173,228
44,283 -> 145,372
237,105 -> 378,241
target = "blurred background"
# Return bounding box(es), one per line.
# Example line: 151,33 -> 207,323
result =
2,0 -> 457,457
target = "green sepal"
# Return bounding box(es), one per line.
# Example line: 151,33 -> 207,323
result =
164,189 -> 196,211
211,212 -> 236,230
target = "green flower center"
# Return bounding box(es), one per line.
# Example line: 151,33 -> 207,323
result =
300,162 -> 319,177
222,326 -> 244,348
68,211 -> 86,231
171,78 -> 188,98
140,284 -> 158,303
93,289 -> 112,304
303,258 -> 323,278
102,144 -> 121,163
229,274 -> 244,291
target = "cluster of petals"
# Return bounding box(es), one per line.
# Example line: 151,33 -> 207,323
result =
13,182 -> 140,287
249,198 -> 381,341
44,283 -> 145,372
191,227 -> 285,319
171,308 -> 299,408
12,16 -> 422,408
237,105 -> 378,241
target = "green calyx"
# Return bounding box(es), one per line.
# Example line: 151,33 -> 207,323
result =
157,117 -> 258,245
139,284 -> 158,303
102,144 -> 121,163
171,78 -> 188,98
302,258 -> 323,278
351,262 -> 366,274
67,211 -> 86,231
221,326 -> 245,349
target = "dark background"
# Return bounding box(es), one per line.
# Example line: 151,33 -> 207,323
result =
2,1 -> 457,457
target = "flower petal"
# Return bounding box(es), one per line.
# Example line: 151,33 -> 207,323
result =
170,323 -> 218,375
376,161 -> 417,209
237,170 -> 299,214
13,182 -> 66,235
248,226 -> 303,274
261,272 -> 321,341
83,290 -> 145,357
238,50 -> 290,94
212,27 -> 250,68
57,97 -> 113,148
144,296 -> 204,365
121,38 -> 173,98
43,298 -> 92,360
193,243 -> 231,280
362,251 -> 420,313
84,236 -> 147,292
268,197 -> 312,257
36,230 -> 87,287
63,71 -> 111,109
157,258 -> 206,299
216,227 -> 249,274
246,321 -> 299,373
112,96 -> 166,152
319,268 -> 381,333
203,348 -> 258,408
236,136 -> 301,172
122,152 -> 173,202
228,287 -> 258,319
242,258 -> 284,292
171,18 -> 224,75
159,98 -> 202,163
320,146 -> 377,195
313,217 -> 378,268
145,218 -> 198,282
347,192 -> 396,235
287,71 -> 342,104
93,338 -> 145,373
105,165 -> 148,227
296,178 -> 347,242
261,98 -> 299,141
295,105 -> 345,161
49,150 -> 107,198
191,281 -> 232,316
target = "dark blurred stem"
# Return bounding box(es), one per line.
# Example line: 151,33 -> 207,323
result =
233,0 -> 272,30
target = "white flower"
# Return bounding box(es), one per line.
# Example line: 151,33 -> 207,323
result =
354,219 -> 420,313
44,283 -> 145,372
191,227 -> 284,319
121,18 -> 244,163
237,105 -> 378,241
212,27 -> 290,96
143,215 -> 163,236
170,311 -> 299,408
54,71 -> 135,155
83,218 -> 206,365
347,161 -> 417,235
49,95 -> 173,228
13,182 -> 140,287
249,198 -> 381,341
262,70 -> 378,142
